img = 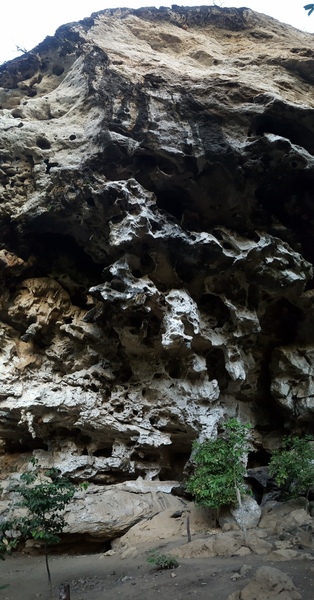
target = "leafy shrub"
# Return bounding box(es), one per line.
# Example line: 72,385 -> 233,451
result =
147,550 -> 179,570
269,435 -> 314,498
186,418 -> 251,512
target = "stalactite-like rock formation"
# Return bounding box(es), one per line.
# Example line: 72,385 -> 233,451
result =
0,6 -> 314,541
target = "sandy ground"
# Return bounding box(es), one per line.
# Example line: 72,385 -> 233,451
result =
1,536 -> 314,600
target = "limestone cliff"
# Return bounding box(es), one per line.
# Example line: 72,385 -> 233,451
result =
0,5 -> 314,541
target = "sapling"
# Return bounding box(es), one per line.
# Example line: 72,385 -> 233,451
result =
7,457 -> 76,587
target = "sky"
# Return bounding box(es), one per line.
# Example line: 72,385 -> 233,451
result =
0,1 -> 313,66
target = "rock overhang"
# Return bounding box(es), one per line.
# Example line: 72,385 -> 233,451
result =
0,5 -> 314,538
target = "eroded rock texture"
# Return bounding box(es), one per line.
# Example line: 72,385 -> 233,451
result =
0,6 -> 314,539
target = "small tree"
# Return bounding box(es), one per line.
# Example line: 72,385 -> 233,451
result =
186,418 -> 251,518
5,458 -> 76,587
269,435 -> 314,499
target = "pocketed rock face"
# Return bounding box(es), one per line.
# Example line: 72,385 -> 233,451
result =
0,6 -> 314,536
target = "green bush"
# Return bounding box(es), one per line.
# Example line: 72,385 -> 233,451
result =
269,435 -> 314,499
147,550 -> 179,570
186,418 -> 251,512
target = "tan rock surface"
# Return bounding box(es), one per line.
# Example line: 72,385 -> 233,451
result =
112,503 -> 214,549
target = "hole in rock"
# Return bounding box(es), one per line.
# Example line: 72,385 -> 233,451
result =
253,113 -> 314,155
159,451 -> 190,481
150,220 -> 162,233
245,450 -> 272,504
221,241 -> 233,251
146,316 -> 161,339
53,427 -> 91,443
11,108 -> 23,118
110,278 -> 126,292
205,347 -> 227,381
156,188 -> 188,220
166,359 -> 186,379
69,134 -> 77,141
92,446 -> 112,458
36,137 -> 51,150
129,314 -> 144,330
43,159 -> 59,173
153,372 -> 163,379
21,232 -> 103,305
4,438 -> 48,453
52,65 -> 65,76
245,476 -> 265,505
140,251 -> 155,270
255,171 -> 314,265
182,318 -> 194,337
119,364 -> 133,383
131,451 -> 159,463
175,262 -> 196,284
199,294 -> 230,327
92,470 -> 138,484
134,154 -> 177,190
48,534 -> 111,555
247,449 -> 271,469
260,298 -> 303,344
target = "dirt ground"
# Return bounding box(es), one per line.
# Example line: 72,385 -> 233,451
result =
1,535 -> 314,600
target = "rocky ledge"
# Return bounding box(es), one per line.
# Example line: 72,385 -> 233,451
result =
0,5 -> 314,541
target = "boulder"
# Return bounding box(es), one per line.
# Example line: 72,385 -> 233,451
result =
267,549 -> 300,561
63,482 -> 186,540
212,532 -> 244,556
169,537 -> 216,559
219,496 -> 261,529
245,532 -> 273,555
274,508 -> 314,549
227,566 -> 301,600
259,498 -> 310,531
